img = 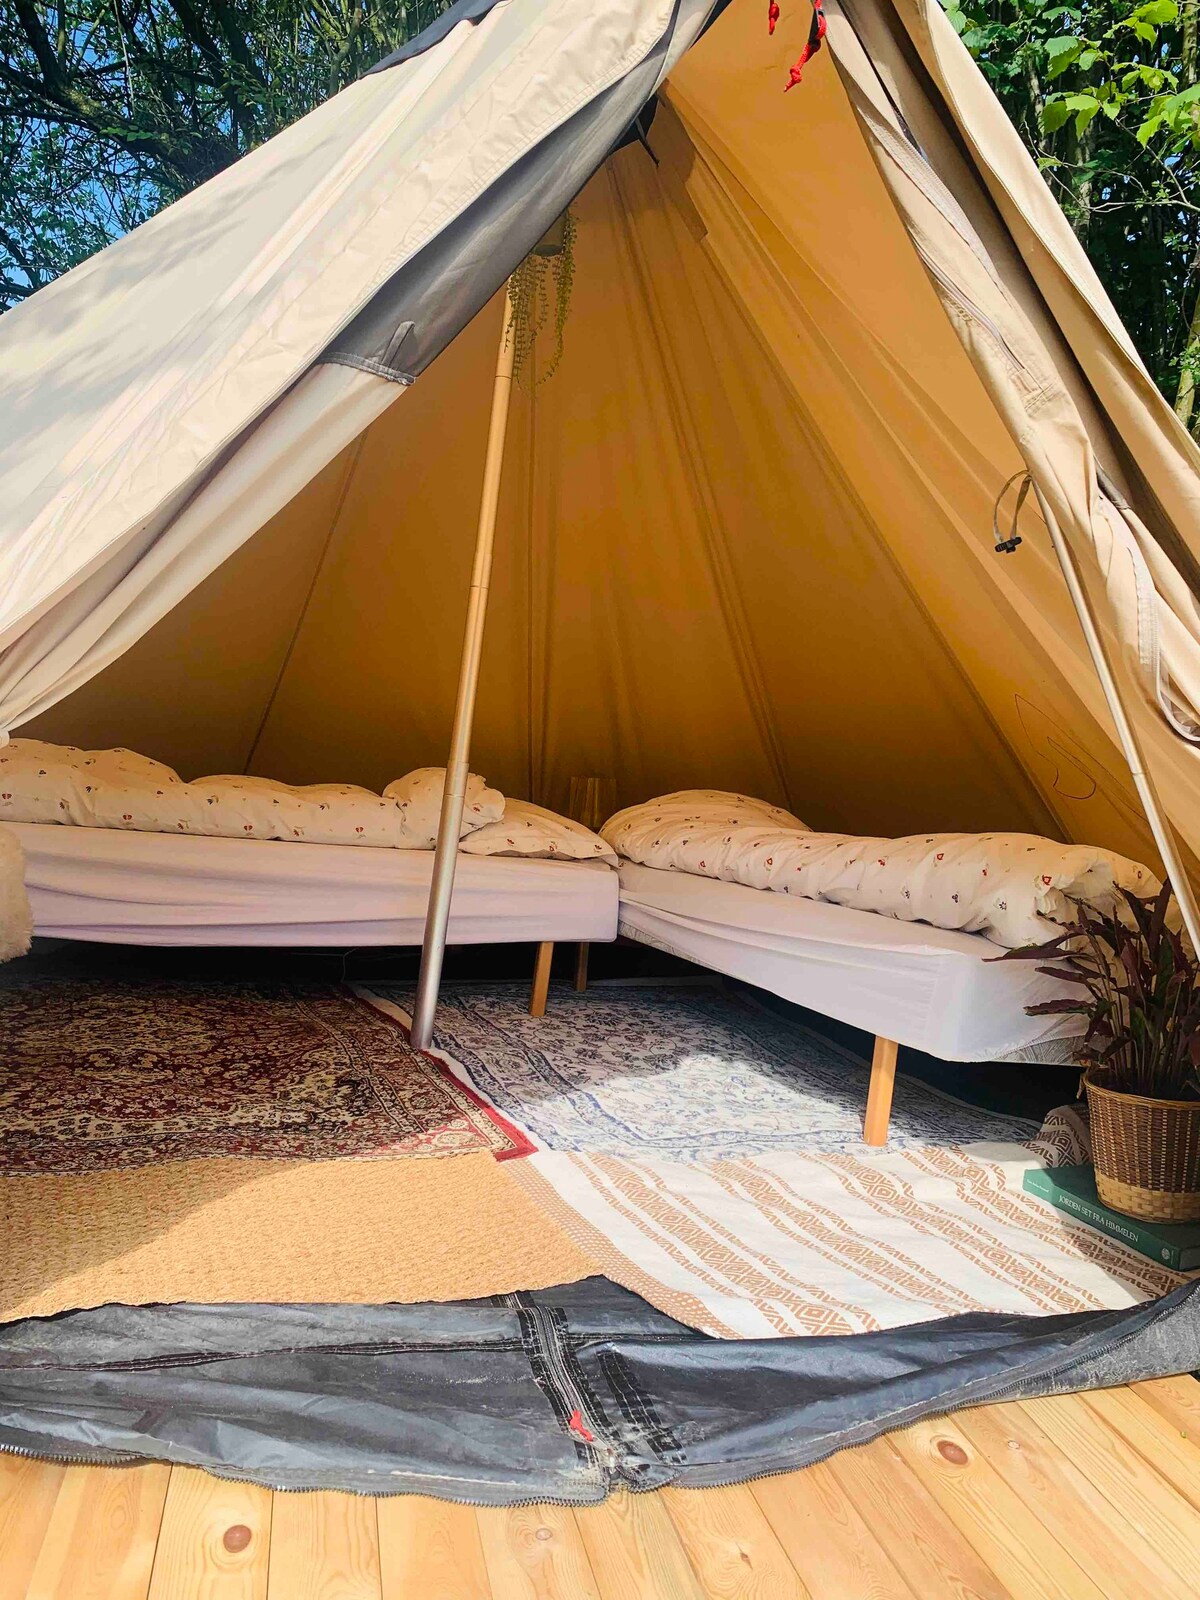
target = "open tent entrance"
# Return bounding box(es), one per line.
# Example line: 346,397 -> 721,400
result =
3,0 -> 1200,1504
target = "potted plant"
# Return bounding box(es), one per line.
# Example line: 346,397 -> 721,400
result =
999,881 -> 1200,1222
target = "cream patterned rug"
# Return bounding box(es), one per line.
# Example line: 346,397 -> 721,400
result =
508,1141 -> 1183,1339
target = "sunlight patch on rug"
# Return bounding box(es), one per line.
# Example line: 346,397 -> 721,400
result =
361,982 -> 1040,1158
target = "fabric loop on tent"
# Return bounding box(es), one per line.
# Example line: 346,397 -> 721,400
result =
992,470 -> 1030,555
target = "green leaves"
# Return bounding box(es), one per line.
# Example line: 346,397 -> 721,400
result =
1136,0 -> 1180,21
938,0 -> 1199,412
1045,33 -> 1083,76
1003,881 -> 1200,1100
1043,91 -> 1106,133
1137,83 -> 1200,149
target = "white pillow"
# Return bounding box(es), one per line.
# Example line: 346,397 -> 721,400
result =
382,767 -> 505,847
0,740 -> 183,826
462,799 -> 617,863
601,789 -> 809,881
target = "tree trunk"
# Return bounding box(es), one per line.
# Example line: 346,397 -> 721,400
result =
1175,0 -> 1199,434
1183,0 -> 1198,87
1174,279 -> 1200,436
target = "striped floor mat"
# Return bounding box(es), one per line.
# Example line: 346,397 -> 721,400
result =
508,1141 -> 1183,1339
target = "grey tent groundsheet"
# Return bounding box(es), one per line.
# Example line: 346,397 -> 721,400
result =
0,1276 -> 1196,1501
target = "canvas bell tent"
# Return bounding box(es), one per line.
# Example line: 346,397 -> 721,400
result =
2,0 -> 1200,961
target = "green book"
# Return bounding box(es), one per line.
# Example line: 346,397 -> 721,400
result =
1023,1163 -> 1200,1272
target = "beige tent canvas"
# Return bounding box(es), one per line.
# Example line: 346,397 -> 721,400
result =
2,0 -> 1200,962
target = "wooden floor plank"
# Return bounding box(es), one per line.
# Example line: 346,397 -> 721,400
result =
7,1387 -> 1200,1600
146,1466 -> 272,1600
22,1463 -> 171,1600
1078,1385 -> 1200,1514
1128,1374 -> 1200,1441
573,1490 -> 708,1600
0,1457 -> 68,1600
752,1461 -> 915,1600
475,1503 -> 601,1600
824,1439 -> 1011,1600
958,1397 -> 1195,1600
660,1482 -> 813,1599
887,1414 -> 1107,1600
266,1491 -> 382,1600
376,1495 -> 491,1600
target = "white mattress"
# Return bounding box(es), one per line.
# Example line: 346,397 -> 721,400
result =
14,823 -> 618,947
618,862 -> 1081,1062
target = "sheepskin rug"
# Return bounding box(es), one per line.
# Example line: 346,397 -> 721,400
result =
0,826 -> 32,962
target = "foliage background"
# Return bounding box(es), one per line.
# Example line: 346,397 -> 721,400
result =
1,0 -> 1198,430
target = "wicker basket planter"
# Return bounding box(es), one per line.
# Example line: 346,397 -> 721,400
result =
1085,1071 -> 1200,1222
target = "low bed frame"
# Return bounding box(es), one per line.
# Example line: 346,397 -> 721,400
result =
610,862 -> 1078,1145
12,822 -> 619,1018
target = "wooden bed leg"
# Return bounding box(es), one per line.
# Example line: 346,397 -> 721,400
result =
574,942 -> 589,993
530,941 -> 554,1017
864,1036 -> 899,1147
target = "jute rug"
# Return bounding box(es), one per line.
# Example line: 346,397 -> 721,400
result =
0,975 -> 530,1172
0,1152 -> 595,1320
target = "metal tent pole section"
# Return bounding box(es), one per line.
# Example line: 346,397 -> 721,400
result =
411,293 -> 517,1050
1031,481 -> 1200,952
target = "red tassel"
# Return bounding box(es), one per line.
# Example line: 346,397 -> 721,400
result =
784,3 -> 826,90
768,0 -> 780,32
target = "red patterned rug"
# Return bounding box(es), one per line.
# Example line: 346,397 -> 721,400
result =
0,976 -> 532,1174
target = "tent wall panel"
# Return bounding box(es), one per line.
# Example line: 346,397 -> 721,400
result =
6,0 -> 1200,892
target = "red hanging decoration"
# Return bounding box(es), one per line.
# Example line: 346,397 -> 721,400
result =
770,1 -> 827,89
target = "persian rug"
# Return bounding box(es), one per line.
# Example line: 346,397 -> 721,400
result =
0,975 -> 531,1173
360,982 -> 1041,1157
509,1141 -> 1184,1340
0,1152 -> 595,1320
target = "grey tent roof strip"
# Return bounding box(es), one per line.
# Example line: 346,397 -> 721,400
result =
367,0 -> 505,76
322,353 -> 416,384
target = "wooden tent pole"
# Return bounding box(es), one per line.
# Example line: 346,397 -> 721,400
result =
1032,482 -> 1200,952
411,291 -> 516,1050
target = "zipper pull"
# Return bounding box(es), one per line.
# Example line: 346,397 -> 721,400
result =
566,1408 -> 596,1443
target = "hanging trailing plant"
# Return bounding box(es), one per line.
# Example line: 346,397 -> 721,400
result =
507,208 -> 577,388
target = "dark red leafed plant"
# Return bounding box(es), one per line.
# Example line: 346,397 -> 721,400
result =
994,881 -> 1200,1102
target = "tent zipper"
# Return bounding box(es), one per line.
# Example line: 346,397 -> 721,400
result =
911,241 -> 1038,389
0,1291 -> 1191,1500
514,1299 -> 618,1472
0,1434 -> 600,1505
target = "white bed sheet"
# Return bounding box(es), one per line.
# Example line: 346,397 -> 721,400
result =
14,823 -> 618,947
618,863 -> 1081,1061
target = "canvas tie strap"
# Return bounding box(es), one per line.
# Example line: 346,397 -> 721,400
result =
992,470 -> 1030,554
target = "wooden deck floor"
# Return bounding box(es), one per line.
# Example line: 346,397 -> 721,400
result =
0,1376 -> 1197,1599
